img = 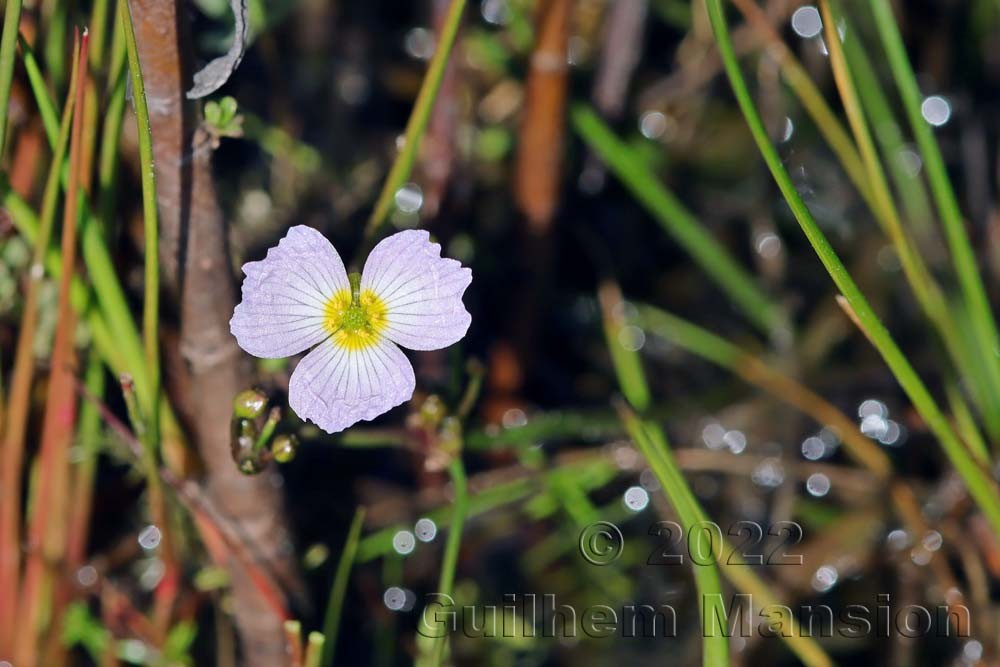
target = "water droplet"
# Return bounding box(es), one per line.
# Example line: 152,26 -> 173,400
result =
481,0 -> 510,25
921,530 -> 943,552
752,458 -> 785,487
858,399 -> 887,418
781,117 -> 794,142
963,640 -> 984,661
819,427 -> 840,450
860,414 -> 888,440
911,547 -> 932,566
502,408 -> 528,429
702,422 -> 726,450
791,6 -> 823,38
392,530 -> 416,555
394,183 -> 424,213
623,486 -> 650,512
921,95 -> 951,127
812,565 -> 839,592
806,473 -> 831,497
138,525 -> 162,550
801,436 -> 825,461
139,558 -> 165,591
404,27 -> 435,61
384,586 -> 407,611
723,430 -> 747,455
77,565 -> 98,587
618,325 -> 645,352
611,443 -> 640,469
756,232 -> 782,258
415,518 -> 437,542
119,640 -> 148,663
639,468 -> 661,491
878,420 -> 903,446
886,529 -> 910,551
639,111 -> 668,139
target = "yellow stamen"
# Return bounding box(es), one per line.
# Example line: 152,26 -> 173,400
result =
323,288 -> 388,351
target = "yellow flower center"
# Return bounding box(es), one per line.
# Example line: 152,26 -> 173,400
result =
324,287 -> 388,351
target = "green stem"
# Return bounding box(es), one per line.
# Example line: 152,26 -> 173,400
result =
428,457 -> 468,667
602,284 -> 729,666
819,0 -> 939,310
818,1 -> 989,442
362,0 -> 467,245
15,25 -> 152,418
0,0 -> 23,155
730,0 -> 874,211
16,35 -> 59,146
321,507 -> 365,667
870,0 -> 1000,446
97,38 -> 127,234
120,0 -> 161,451
705,0 -> 1000,537
617,411 -> 729,667
839,15 -> 932,232
304,633 -> 325,667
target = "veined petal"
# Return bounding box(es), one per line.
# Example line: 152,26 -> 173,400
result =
288,336 -> 415,433
230,225 -> 349,358
361,230 -> 472,351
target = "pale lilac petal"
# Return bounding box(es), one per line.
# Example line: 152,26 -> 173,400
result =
361,230 -> 471,351
230,226 -> 348,358
288,336 -> 415,433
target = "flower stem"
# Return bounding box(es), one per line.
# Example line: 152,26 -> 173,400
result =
428,457 -> 468,667
320,507 -> 366,667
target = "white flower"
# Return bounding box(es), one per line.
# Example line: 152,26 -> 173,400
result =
230,226 -> 472,433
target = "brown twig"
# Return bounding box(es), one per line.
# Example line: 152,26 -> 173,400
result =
127,0 -> 300,661
75,377 -> 291,623
514,0 -> 572,231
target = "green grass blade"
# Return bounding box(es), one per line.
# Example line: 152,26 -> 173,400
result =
839,15 -> 933,233
599,285 -> 727,665
427,457 -> 468,667
706,0 -> 1000,538
321,507 -> 366,667
363,0 -> 467,245
0,0 -> 23,154
870,0 -> 1000,441
16,35 -> 59,146
120,0 -> 161,449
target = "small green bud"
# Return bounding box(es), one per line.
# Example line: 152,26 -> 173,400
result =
230,417 -> 265,475
204,100 -> 221,125
219,96 -> 239,123
419,395 -> 446,428
233,388 -> 268,420
271,434 -> 299,463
